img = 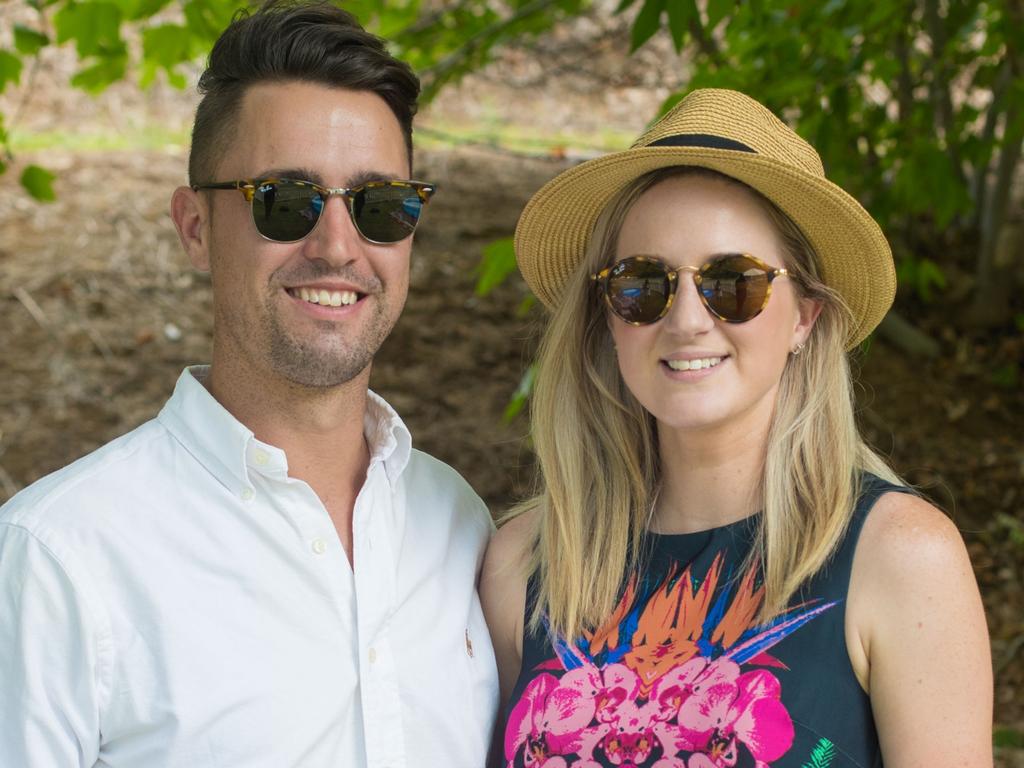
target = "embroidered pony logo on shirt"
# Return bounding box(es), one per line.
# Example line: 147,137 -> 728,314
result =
503,552 -> 837,768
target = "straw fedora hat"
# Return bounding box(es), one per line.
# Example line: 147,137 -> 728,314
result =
514,88 -> 894,349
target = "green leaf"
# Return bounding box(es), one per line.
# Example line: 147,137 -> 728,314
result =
0,116 -> 6,173
895,256 -> 947,303
705,0 -> 733,29
989,363 -> 1020,390
183,0 -> 239,44
70,53 -> 127,93
615,0 -> 640,13
666,0 -> 693,52
916,258 -> 946,302
630,0 -> 666,52
54,1 -> 124,58
142,24 -> 193,68
20,164 -> 57,202
0,50 -> 23,93
113,0 -> 172,21
475,237 -> 517,296
14,25 -> 50,55
515,294 -> 535,318
503,364 -> 536,423
801,737 -> 836,768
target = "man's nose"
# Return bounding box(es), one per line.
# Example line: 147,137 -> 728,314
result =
304,192 -> 363,263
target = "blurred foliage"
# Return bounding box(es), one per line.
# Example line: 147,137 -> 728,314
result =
0,0 -> 583,179
621,0 -> 1024,327
18,162 -> 55,200
474,236 -> 517,296
1,0 -> 1021,328
993,726 -> 1024,748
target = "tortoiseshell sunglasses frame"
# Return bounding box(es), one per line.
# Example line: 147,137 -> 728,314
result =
192,178 -> 436,244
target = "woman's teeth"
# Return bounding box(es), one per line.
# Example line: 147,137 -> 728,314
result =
666,357 -> 723,371
295,287 -> 358,307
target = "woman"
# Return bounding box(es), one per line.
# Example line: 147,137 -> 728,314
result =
481,89 -> 991,768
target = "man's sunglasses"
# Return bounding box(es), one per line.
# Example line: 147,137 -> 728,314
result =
591,253 -> 789,326
192,178 -> 436,244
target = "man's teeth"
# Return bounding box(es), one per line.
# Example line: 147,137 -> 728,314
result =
666,357 -> 723,371
296,287 -> 358,307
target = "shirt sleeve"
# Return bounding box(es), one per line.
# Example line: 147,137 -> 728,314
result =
0,522 -> 104,766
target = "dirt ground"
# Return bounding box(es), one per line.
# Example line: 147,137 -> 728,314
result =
0,3 -> 1022,761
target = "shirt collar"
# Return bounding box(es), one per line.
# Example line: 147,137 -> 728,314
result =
364,388 -> 413,485
157,366 -> 413,496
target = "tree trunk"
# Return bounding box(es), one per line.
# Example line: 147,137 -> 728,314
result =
967,105 -> 1023,328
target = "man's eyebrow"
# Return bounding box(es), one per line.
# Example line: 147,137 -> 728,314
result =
346,170 -> 407,187
255,168 -> 323,184
251,169 -> 406,187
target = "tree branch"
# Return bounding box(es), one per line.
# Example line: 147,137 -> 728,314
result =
687,13 -> 725,68
970,59 -> 1012,228
923,0 -> 967,189
894,17 -> 914,125
877,311 -> 940,358
417,0 -> 565,98
972,94 -> 1023,324
392,0 -> 482,43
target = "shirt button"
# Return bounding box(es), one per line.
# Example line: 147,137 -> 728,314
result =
253,450 -> 269,466
311,538 -> 327,555
368,648 -> 377,664
241,488 -> 254,502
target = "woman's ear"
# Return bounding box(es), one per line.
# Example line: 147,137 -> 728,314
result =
792,296 -> 824,348
170,186 -> 211,272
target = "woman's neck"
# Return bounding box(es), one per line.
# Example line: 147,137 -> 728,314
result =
653,415 -> 771,534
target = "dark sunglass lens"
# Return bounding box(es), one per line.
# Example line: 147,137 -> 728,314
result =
606,259 -> 672,324
352,183 -> 423,243
252,181 -> 322,242
701,255 -> 771,321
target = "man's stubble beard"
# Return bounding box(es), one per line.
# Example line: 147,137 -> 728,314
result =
262,293 -> 400,389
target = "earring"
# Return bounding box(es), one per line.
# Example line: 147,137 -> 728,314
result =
792,342 -> 805,355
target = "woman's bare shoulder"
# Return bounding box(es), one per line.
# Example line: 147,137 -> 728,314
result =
856,489 -> 969,580
850,489 -> 992,767
483,508 -> 538,581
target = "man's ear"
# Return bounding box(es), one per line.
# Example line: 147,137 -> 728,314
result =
170,186 -> 211,272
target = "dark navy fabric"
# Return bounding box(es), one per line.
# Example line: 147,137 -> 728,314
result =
500,474 -> 913,768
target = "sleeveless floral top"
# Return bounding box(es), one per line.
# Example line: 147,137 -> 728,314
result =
500,475 -> 911,768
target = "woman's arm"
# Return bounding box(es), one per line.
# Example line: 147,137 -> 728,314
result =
480,511 -> 534,728
849,491 -> 993,768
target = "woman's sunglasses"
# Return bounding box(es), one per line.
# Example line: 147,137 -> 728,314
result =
192,178 -> 436,244
591,253 -> 789,325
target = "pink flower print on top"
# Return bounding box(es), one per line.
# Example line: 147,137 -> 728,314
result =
677,668 -> 794,768
593,663 -> 643,723
505,672 -> 597,765
651,658 -> 739,724
598,698 -> 662,766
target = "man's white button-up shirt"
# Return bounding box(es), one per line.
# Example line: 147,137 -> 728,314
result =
0,367 -> 499,767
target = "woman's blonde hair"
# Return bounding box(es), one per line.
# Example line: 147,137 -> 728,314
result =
509,166 -> 901,640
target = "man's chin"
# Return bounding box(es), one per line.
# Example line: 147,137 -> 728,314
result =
272,357 -> 373,390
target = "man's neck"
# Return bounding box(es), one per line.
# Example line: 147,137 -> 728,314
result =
204,356 -> 373,565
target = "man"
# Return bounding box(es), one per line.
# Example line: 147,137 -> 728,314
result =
0,3 -> 499,766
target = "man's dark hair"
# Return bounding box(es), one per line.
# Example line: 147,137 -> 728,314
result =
189,0 -> 420,185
